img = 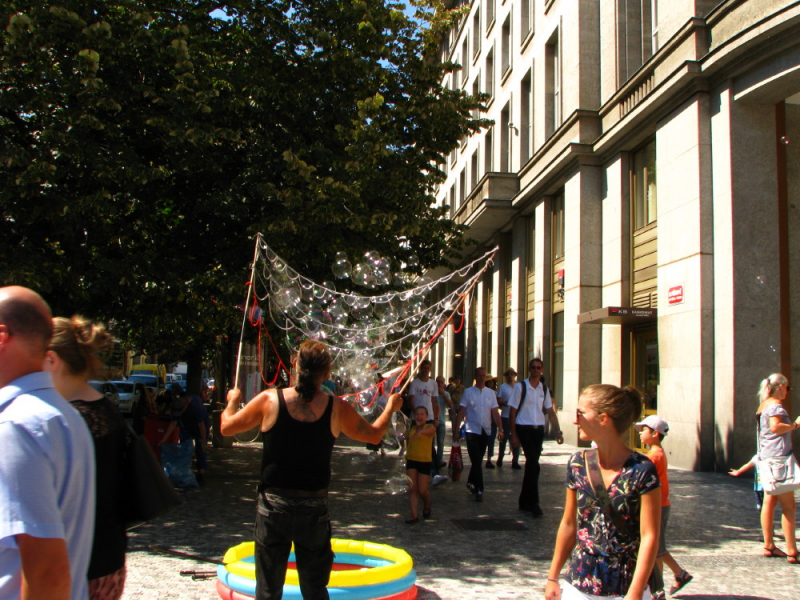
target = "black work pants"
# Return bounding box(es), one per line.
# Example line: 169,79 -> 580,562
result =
254,492 -> 333,600
465,431 -> 489,492
516,425 -> 544,510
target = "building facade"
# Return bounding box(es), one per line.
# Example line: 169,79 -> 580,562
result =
430,0 -> 800,470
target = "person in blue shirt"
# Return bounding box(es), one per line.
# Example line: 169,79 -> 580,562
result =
0,286 -> 95,600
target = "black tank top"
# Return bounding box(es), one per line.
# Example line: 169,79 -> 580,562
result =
260,388 -> 335,491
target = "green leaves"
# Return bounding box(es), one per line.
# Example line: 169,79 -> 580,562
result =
0,0 -> 484,361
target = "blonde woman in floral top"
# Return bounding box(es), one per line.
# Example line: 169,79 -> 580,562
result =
545,385 -> 661,600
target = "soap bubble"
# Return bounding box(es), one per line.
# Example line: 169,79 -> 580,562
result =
335,251 -> 349,263
770,345 -> 777,352
756,275 -> 766,285
274,286 -> 301,309
407,253 -> 419,268
364,250 -> 380,263
352,262 -> 374,287
385,476 -> 411,495
332,259 -> 352,279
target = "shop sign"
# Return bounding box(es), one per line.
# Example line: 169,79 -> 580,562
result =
668,284 -> 684,305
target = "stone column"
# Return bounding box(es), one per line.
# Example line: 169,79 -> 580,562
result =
562,164 -> 603,445
600,153 -> 631,385
510,217 -> 528,373
658,93 -> 715,470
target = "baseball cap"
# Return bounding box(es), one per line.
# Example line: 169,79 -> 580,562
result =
634,415 -> 669,436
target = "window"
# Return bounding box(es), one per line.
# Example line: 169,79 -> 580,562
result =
651,0 -> 659,53
449,186 -> 456,213
461,39 -> 469,83
459,169 -> 467,205
545,29 -> 560,137
501,15 -> 512,77
618,0 -> 655,84
486,0 -> 495,31
472,77 -> 481,120
552,194 -> 565,259
485,47 -> 495,99
500,102 -> 511,172
632,139 -> 657,229
484,127 -> 493,172
521,0 -> 534,41
453,55 -> 460,90
520,69 -> 533,163
526,215 -> 536,320
470,151 -> 479,190
472,10 -> 481,59
551,311 -> 564,400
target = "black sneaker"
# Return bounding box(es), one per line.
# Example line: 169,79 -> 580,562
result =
466,482 -> 476,494
485,461 -> 495,469
476,490 -> 483,502
511,462 -> 522,470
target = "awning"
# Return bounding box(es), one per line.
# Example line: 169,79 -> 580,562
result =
577,306 -> 657,325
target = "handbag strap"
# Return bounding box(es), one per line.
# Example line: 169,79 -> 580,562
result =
584,450 -> 635,541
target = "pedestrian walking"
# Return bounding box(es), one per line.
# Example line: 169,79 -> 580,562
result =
510,358 -> 564,516
454,367 -> 504,502
402,406 -> 436,524
755,373 -> 799,563
634,415 -> 692,599
545,384 -> 660,600
0,287 -> 95,600
46,315 -> 129,600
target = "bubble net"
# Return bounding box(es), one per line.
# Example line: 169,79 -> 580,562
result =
241,234 -> 497,403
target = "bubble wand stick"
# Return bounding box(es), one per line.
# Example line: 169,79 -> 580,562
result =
234,234 -> 263,389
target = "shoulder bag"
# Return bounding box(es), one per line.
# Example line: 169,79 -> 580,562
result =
123,423 -> 182,529
756,415 -> 800,496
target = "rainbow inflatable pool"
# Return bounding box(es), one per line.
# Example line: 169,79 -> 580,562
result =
216,539 -> 417,600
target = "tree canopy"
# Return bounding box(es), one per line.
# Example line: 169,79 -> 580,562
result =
0,0 -> 486,363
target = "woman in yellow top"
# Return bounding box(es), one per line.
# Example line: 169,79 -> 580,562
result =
403,406 -> 436,524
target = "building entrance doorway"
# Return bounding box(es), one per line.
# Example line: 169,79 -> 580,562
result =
630,328 -> 659,449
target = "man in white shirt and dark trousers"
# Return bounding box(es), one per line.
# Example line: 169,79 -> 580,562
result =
496,368 -> 521,469
509,358 -> 564,516
455,366 -> 504,501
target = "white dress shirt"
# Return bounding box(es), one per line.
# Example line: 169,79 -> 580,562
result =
461,385 -> 499,435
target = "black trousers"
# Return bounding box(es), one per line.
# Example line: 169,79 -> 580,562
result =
254,492 -> 333,600
516,425 -> 545,510
465,431 -> 489,492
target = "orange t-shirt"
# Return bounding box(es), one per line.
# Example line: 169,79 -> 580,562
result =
647,446 -> 671,507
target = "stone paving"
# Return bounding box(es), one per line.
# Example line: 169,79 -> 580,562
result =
122,437 -> 800,600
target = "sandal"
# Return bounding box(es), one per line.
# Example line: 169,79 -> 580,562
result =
763,545 -> 787,558
788,552 -> 799,565
422,507 -> 431,520
404,517 -> 419,525
669,570 -> 693,595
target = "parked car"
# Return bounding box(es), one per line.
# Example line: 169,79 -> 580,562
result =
112,380 -> 147,415
89,381 -> 120,406
128,373 -> 161,396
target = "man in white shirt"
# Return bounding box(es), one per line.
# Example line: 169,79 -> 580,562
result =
408,359 -> 438,424
408,359 -> 444,481
509,358 -> 563,517
455,367 -> 504,501
496,368 -> 521,469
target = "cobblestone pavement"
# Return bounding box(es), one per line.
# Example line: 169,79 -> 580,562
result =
122,437 -> 799,600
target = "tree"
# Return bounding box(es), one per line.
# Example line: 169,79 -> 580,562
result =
0,0 -> 487,388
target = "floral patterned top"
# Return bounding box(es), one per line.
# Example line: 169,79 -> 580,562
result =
562,450 -> 659,597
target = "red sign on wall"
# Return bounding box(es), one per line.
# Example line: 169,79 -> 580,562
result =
668,285 -> 684,305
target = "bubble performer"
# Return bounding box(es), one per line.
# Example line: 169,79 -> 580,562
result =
220,339 -> 402,600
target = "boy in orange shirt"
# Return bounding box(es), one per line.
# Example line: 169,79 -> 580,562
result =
635,416 -> 693,600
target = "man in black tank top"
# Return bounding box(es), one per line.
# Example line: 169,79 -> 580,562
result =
220,340 -> 401,600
